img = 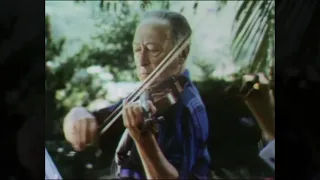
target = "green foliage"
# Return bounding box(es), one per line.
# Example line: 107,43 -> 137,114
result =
45,2 -> 144,177
193,59 -> 216,80
216,0 -> 228,12
217,1 -> 275,76
96,0 -> 171,11
46,15 -> 68,137
45,2 -> 142,131
88,2 -> 140,82
79,0 -> 202,14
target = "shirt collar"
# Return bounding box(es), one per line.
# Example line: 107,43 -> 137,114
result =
182,69 -> 190,78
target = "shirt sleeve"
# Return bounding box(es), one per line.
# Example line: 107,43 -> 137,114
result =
178,106 -> 210,179
259,139 -> 275,170
45,148 -> 62,179
91,99 -> 124,152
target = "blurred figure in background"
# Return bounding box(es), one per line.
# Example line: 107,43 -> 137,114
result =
16,88 -> 44,180
238,64 -> 275,172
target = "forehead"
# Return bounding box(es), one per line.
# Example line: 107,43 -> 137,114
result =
133,18 -> 172,44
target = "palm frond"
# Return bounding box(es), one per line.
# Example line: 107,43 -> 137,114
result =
231,0 -> 275,74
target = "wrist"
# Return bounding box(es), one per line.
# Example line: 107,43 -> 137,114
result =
134,132 -> 155,147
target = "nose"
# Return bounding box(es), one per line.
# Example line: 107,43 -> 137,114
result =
138,48 -> 149,66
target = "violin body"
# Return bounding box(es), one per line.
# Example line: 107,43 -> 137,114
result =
149,75 -> 189,114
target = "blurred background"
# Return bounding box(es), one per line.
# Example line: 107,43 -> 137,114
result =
45,0 -> 274,179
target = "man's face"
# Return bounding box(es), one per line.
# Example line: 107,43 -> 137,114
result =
133,18 -> 181,82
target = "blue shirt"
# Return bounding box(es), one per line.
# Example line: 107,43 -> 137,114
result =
95,69 -> 211,179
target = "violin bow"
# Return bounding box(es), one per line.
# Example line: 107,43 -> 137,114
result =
99,32 -> 191,135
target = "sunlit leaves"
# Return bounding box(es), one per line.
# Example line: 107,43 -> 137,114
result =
84,4 -> 140,82
141,0 -> 151,10
217,0 -> 275,75
163,1 -> 170,10
94,0 -> 172,12
99,0 -> 104,9
216,0 -> 228,12
45,15 -> 52,42
61,70 -> 108,108
45,15 -> 66,63
193,59 -> 216,80
47,1 -> 142,119
193,0 -> 198,14
231,1 -> 274,74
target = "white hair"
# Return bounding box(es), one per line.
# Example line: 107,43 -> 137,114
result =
141,10 -> 192,45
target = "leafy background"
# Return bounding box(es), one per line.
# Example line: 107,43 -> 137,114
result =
45,1 -> 274,179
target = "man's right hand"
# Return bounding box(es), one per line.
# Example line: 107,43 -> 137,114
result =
63,107 -> 98,151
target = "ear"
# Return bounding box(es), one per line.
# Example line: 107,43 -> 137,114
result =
178,46 -> 190,64
182,46 -> 190,59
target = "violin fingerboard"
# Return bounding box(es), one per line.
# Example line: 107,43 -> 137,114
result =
140,91 -> 150,112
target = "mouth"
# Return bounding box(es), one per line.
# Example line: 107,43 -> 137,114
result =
140,70 -> 150,75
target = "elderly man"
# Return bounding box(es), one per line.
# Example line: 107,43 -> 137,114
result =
63,10 -> 210,179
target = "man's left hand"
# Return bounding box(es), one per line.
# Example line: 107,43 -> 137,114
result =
122,99 -> 157,142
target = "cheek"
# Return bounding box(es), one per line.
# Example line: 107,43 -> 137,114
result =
135,67 -> 145,80
150,52 -> 166,67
